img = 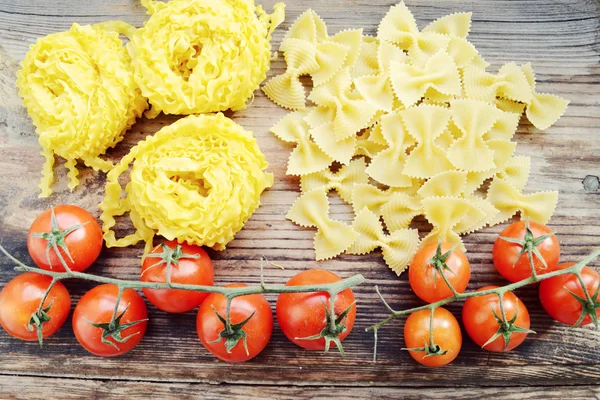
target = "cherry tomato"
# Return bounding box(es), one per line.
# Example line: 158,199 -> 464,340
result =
409,242 -> 470,303
27,205 -> 103,272
276,269 -> 356,351
540,262 -> 600,326
73,284 -> 148,357
404,307 -> 462,367
141,241 -> 214,313
462,286 -> 531,352
196,284 -> 273,362
493,220 -> 559,282
0,272 -> 70,342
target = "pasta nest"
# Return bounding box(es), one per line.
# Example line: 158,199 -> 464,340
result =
16,23 -> 147,197
129,0 -> 285,117
99,113 -> 274,253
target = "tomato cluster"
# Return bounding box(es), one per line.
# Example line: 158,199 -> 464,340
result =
405,220 -> 599,367
0,206 -> 357,361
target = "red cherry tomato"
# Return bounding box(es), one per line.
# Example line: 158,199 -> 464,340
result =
27,205 -> 103,272
540,262 -> 600,326
276,269 -> 356,351
493,220 -> 559,282
196,284 -> 273,362
141,241 -> 214,313
462,286 -> 531,352
404,307 -> 462,367
409,242 -> 471,303
0,272 -> 70,342
73,284 -> 148,357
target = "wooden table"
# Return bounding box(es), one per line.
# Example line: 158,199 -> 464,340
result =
0,0 -> 599,398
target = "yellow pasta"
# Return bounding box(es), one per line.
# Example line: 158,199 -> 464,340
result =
521,63 -> 570,130
418,171 -> 468,198
309,121 -> 356,165
401,105 -> 455,178
355,126 -> 388,158
129,0 -> 284,117
270,110 -> 333,175
348,207 -> 420,275
282,9 -> 328,44
300,158 -> 369,203
496,155 -> 531,192
454,195 -> 499,235
366,113 -> 415,187
16,23 -> 147,197
463,62 -> 532,104
99,113 -> 273,253
287,189 -> 358,260
422,12 -> 472,38
381,193 -> 422,231
307,68 -> 378,141
487,177 -> 558,225
352,36 -> 380,79
464,139 -> 517,194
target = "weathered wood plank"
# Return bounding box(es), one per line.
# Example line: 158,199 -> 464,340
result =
1,376 -> 599,400
0,0 -> 598,393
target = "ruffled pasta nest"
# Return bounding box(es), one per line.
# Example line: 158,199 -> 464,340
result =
128,0 -> 285,117
16,23 -> 147,197
99,113 -> 273,253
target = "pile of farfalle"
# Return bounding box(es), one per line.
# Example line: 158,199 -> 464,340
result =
265,3 -> 568,275
17,0 -> 283,197
99,113 -> 273,253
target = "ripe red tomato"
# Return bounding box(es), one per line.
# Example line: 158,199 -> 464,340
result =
409,242 -> 470,303
404,307 -> 462,367
539,262 -> 600,326
141,241 -> 214,313
493,220 -> 559,282
0,273 -> 70,342
27,205 -> 103,272
196,284 -> 273,362
462,286 -> 532,352
73,284 -> 148,357
276,269 -> 356,351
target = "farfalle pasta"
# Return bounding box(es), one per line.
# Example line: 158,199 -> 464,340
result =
265,2 -> 565,274
16,23 -> 147,197
129,0 -> 284,117
99,113 -> 273,253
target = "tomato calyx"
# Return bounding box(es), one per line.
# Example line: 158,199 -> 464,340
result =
403,339 -> 448,358
428,242 -> 458,290
482,297 -> 535,351
28,207 -> 87,272
86,303 -> 148,350
295,300 -> 356,357
499,219 -> 555,277
564,283 -> 600,328
208,305 -> 256,355
141,243 -> 201,283
27,300 -> 53,346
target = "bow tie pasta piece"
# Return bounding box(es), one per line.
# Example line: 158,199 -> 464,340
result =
99,113 -> 273,253
463,62 -> 532,104
454,195 -> 499,235
16,23 -> 147,197
377,1 -> 419,48
309,121 -> 356,165
484,110 -> 521,141
421,196 -> 485,251
287,189 -> 358,260
401,105 -> 455,178
352,36 -> 381,79
366,113 -> 416,187
493,98 -> 526,116
354,41 -> 407,112
418,171 -> 468,198
330,29 -> 364,70
447,99 -> 502,172
464,139 -> 517,194
282,8 -> 328,44
389,50 -> 462,108
352,183 -> 421,216
348,207 -> 420,275
422,12 -> 472,38
487,177 -> 558,225
381,193 -> 422,231
520,63 -> 569,130
308,68 -> 378,141
263,38 -> 320,110
270,110 -> 333,175
355,126 -> 388,159
129,0 -> 284,117
300,158 -> 369,203
496,155 -> 531,192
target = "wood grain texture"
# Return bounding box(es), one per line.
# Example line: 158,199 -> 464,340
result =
0,0 -> 599,396
1,376 -> 600,400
